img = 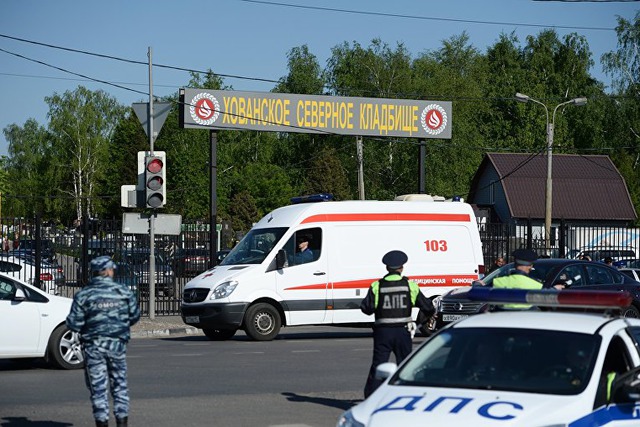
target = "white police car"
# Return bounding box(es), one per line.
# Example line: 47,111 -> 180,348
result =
337,288 -> 640,426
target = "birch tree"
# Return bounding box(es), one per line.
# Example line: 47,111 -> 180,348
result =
46,86 -> 125,220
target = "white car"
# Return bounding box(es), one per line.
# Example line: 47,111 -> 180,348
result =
0,273 -> 83,369
338,288 -> 640,427
0,255 -> 65,295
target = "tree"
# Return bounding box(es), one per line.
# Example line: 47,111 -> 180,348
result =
46,86 -> 126,221
3,119 -> 53,217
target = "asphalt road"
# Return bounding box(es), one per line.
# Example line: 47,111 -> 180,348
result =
0,327 -> 426,427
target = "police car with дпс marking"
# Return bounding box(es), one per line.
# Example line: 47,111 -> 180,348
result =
337,288 -> 640,427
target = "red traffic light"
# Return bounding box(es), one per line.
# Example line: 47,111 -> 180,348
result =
146,158 -> 163,174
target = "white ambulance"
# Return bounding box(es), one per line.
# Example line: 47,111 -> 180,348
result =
181,194 -> 484,341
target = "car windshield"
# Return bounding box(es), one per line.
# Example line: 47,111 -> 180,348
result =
220,227 -> 287,265
481,262 -> 553,285
391,327 -> 600,395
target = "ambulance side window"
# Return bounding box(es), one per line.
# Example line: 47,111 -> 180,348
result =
284,228 -> 322,267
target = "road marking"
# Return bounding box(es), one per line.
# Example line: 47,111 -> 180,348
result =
291,350 -> 320,353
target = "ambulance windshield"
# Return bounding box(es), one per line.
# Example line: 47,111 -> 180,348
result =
220,227 -> 287,266
393,327 -> 600,395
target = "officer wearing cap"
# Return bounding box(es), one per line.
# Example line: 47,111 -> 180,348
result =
67,256 -> 140,427
492,249 -> 543,309
360,250 -> 434,398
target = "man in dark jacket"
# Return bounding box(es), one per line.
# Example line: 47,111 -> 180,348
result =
360,250 -> 434,398
67,256 -> 140,427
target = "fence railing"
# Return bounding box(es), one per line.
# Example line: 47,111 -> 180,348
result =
5,216 -> 640,316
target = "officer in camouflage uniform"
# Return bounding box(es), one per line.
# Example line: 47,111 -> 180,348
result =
360,250 -> 434,398
67,255 -> 140,427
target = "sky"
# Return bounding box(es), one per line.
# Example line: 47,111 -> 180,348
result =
0,0 -> 638,157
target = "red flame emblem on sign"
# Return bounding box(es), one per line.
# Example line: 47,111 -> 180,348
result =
420,104 -> 448,135
195,99 -> 215,120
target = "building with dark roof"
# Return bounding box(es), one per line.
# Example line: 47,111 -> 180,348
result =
468,153 -> 637,226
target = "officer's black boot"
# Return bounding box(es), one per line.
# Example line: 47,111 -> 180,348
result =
95,420 -> 108,427
116,416 -> 128,427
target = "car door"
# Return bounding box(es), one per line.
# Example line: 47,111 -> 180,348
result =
275,227 -> 328,325
0,278 -> 41,356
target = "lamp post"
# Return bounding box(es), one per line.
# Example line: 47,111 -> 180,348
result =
514,93 -> 587,254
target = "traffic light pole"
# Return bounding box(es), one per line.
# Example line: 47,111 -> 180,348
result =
148,47 -> 156,320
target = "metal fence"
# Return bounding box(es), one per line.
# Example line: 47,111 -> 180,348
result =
5,215 -> 640,316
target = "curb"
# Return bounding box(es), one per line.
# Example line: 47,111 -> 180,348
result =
131,326 -> 201,339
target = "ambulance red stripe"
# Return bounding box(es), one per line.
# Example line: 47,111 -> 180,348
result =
285,275 -> 479,291
300,213 -> 471,224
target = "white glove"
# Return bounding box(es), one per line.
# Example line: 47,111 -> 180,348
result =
407,321 -> 417,339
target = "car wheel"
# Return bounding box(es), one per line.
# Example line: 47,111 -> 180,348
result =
244,303 -> 281,341
417,310 -> 435,337
622,305 -> 640,318
203,328 -> 237,341
47,325 -> 84,370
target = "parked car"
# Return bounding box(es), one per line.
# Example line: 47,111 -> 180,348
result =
574,246 -> 636,262
16,238 -> 57,263
614,259 -> 640,269
114,262 -> 140,298
171,248 -> 210,277
433,258 -> 640,331
0,274 -> 83,369
118,249 -> 175,297
0,255 -> 65,295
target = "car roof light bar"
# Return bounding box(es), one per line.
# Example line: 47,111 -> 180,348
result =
467,287 -> 632,309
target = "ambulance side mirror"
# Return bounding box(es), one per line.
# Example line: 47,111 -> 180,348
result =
276,249 -> 288,270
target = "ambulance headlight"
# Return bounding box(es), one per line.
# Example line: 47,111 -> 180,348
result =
336,410 -> 364,427
211,281 -> 238,299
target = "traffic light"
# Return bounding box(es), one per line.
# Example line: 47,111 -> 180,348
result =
144,152 -> 166,208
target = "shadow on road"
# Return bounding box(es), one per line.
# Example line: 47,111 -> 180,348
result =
159,329 -> 373,343
1,417 -> 73,426
282,391 -> 361,410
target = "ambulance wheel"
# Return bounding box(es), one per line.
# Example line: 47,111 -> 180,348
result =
244,303 -> 281,341
622,305 -> 640,318
47,325 -> 84,370
203,328 -> 237,341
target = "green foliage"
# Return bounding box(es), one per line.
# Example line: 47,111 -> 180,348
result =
3,19 -> 640,230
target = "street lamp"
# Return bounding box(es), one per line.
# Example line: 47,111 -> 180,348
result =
514,93 -> 587,254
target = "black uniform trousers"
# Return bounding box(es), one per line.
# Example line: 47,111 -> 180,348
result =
364,325 -> 412,398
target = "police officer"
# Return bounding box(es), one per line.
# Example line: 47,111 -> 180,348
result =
492,249 -> 542,309
66,256 -> 140,427
360,250 -> 434,398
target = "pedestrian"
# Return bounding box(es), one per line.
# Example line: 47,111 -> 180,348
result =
360,250 -> 435,398
488,257 -> 506,273
604,256 -> 614,266
493,249 -> 548,309
66,256 -> 140,427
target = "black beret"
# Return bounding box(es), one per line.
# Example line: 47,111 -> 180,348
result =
513,249 -> 538,266
382,250 -> 408,269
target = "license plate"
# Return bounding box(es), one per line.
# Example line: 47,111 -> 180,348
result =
185,316 -> 200,323
442,314 -> 468,322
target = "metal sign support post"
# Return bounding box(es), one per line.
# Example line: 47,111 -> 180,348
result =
419,139 -> 426,194
356,136 -> 364,200
210,130 -> 218,267
148,47 -> 156,320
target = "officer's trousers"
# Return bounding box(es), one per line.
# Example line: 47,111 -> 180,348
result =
364,326 -> 412,398
82,339 -> 129,422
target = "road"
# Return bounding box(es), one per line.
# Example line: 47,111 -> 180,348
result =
0,327 -> 427,427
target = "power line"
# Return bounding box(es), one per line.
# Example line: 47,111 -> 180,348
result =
235,0 -> 616,31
